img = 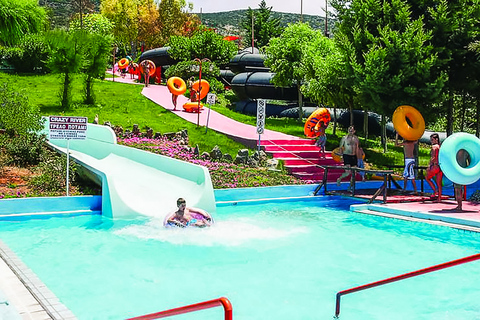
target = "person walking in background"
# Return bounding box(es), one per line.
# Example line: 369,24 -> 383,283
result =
336,126 -> 360,190
426,133 -> 443,201
315,121 -> 327,159
356,146 -> 366,182
395,133 -> 418,194
171,93 -> 178,111
188,77 -> 197,102
454,149 -> 470,211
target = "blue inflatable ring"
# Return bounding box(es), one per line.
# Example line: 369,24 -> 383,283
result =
439,132 -> 480,185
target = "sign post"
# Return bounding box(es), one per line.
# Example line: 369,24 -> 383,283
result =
256,99 -> 266,151
48,116 -> 88,196
205,93 -> 216,133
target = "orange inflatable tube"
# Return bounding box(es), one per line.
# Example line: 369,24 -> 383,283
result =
139,60 -> 156,77
167,77 -> 187,95
118,58 -> 129,70
183,102 -> 203,113
192,80 -> 210,100
304,107 -> 331,137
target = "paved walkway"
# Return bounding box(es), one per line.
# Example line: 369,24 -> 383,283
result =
107,73 -> 304,148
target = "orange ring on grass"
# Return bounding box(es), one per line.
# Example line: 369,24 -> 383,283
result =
167,77 -> 187,95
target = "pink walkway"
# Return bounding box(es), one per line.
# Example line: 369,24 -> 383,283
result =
107,74 -> 303,147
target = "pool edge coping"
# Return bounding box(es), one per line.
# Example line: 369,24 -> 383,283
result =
351,204 -> 480,233
0,240 -> 77,320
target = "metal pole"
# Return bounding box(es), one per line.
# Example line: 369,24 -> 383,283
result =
300,0 -> 303,22
205,106 -> 211,133
251,13 -> 254,52
325,0 -> 328,37
258,134 -> 261,152
112,46 -> 116,82
66,139 -> 70,196
197,60 -> 202,127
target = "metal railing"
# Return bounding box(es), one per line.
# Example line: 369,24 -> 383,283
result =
334,253 -> 480,318
127,297 -> 232,320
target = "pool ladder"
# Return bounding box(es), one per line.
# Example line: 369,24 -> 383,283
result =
334,252 -> 480,318
126,297 -> 232,320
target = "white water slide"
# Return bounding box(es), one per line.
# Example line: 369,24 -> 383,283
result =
43,123 -> 216,219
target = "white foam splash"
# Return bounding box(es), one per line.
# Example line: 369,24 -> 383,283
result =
114,217 -> 309,247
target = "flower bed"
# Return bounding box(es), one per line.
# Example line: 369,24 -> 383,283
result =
119,137 -> 307,189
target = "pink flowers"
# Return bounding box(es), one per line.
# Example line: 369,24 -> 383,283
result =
118,137 -> 306,189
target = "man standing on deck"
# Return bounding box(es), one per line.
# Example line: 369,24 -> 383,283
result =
336,126 -> 360,190
395,133 -> 418,194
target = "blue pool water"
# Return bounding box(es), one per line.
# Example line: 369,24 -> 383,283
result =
0,196 -> 479,319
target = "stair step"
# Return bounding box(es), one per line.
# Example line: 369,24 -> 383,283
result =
283,158 -> 339,166
264,145 -> 321,152
270,150 -> 323,158
261,139 -> 315,146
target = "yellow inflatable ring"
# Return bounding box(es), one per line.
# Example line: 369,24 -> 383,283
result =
392,105 -> 425,141
183,102 -> 203,113
139,60 -> 156,77
332,147 -> 343,163
439,132 -> 480,185
118,58 -> 129,70
167,77 -> 187,95
192,80 -> 210,100
304,107 -> 331,137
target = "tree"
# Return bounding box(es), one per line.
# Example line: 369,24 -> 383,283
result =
70,13 -> 114,36
70,0 -> 96,29
264,22 -> 320,121
156,0 -> 200,46
82,33 -> 114,104
0,0 -> 46,46
168,28 -> 237,65
301,36 -> 347,134
331,0 -> 447,149
45,30 -> 86,110
241,0 -> 283,49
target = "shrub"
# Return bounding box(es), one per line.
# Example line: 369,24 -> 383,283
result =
0,134 -> 46,166
29,150 -> 77,193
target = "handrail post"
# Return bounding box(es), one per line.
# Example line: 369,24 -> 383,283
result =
127,297 -> 232,320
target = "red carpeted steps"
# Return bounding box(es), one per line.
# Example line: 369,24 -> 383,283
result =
261,139 -> 362,182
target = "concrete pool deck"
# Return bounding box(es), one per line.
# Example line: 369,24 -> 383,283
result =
352,198 -> 480,232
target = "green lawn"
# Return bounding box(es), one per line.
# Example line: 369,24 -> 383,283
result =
1,72 -> 431,174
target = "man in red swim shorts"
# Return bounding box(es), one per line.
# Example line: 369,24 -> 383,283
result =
426,133 -> 443,202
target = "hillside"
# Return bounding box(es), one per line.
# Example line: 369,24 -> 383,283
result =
37,1 -> 334,38
198,10 -> 334,37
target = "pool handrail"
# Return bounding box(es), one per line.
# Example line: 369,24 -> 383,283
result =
126,297 -> 233,320
334,252 -> 480,318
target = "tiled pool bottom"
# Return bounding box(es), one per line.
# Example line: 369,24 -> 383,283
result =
0,241 -> 76,319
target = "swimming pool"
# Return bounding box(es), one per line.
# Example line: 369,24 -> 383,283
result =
0,196 -> 479,319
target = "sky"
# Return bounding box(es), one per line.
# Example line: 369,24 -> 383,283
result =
187,0 -> 329,17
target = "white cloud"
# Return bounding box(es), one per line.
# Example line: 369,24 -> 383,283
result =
187,0 -> 329,17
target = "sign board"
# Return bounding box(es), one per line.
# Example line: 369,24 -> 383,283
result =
206,93 -> 216,105
49,116 -> 88,140
256,99 -> 266,134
